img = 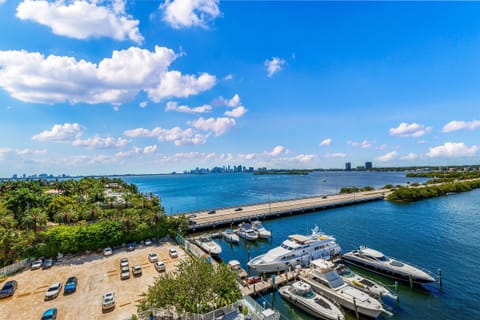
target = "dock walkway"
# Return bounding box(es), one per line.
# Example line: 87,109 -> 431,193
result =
240,270 -> 299,296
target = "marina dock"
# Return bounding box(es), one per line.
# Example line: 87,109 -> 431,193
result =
240,270 -> 300,296
184,190 -> 387,231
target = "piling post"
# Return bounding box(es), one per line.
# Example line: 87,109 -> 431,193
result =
409,274 -> 413,289
353,297 -> 359,320
394,281 -> 398,294
438,269 -> 443,288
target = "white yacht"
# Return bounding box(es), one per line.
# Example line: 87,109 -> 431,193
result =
334,263 -> 398,302
237,223 -> 259,241
342,246 -> 435,284
279,281 -> 345,320
222,229 -> 240,243
251,220 -> 271,238
247,226 -> 342,273
196,236 -> 222,256
300,259 -> 390,319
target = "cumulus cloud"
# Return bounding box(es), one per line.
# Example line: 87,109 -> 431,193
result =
295,154 -> 315,163
224,106 -> 247,118
320,138 -> 332,146
427,142 -> 478,158
143,144 -> 157,154
214,93 -> 247,118
16,0 -> 143,43
324,152 -> 347,158
124,126 -> 209,146
442,120 -> 480,133
265,57 -> 286,77
266,145 -> 286,157
32,123 -> 84,142
189,117 -> 236,136
0,46 -> 216,105
165,101 -> 212,113
162,0 -> 220,29
348,140 -> 372,149
139,101 -> 148,108
400,153 -> 418,161
72,136 -> 129,149
376,151 -> 398,162
389,122 -> 431,138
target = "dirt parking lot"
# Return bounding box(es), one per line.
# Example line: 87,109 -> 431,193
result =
0,241 -> 185,320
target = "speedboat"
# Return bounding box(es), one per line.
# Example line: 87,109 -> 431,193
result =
279,281 -> 345,320
251,220 -> 271,238
247,225 -> 342,274
299,259 -> 390,319
222,229 -> 240,243
237,223 -> 259,241
196,236 -> 222,256
227,260 -> 248,279
334,263 -> 398,302
342,246 -> 435,284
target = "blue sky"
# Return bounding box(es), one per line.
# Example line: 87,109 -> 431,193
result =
1,0 -> 480,177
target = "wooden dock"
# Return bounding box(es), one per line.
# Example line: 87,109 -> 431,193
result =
184,190 -> 387,232
240,270 -> 299,296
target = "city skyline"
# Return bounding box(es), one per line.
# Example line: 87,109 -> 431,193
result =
1,1 -> 480,177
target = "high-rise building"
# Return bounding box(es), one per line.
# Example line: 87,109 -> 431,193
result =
345,162 -> 351,171
365,162 -> 373,170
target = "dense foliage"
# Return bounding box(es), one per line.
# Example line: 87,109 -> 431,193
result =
387,180 -> 480,202
137,257 -> 242,315
0,178 -> 186,266
339,186 -> 374,193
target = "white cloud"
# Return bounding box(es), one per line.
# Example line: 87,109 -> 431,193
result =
427,142 -> 479,158
348,140 -> 372,149
295,154 -> 315,163
32,123 -> 84,142
143,144 -> 157,154
376,151 -> 398,162
224,106 -> 247,118
161,0 -> 220,29
223,74 -> 233,80
16,0 -> 143,43
139,101 -> 148,108
266,145 -> 286,157
324,152 -> 347,158
124,126 -> 209,146
0,0 -> 6,4
319,138 -> 332,146
189,117 -> 236,136
400,153 -> 418,161
389,122 -> 431,138
442,120 -> 480,133
265,57 -> 286,77
165,101 -> 212,113
0,46 -> 216,105
72,136 -> 129,149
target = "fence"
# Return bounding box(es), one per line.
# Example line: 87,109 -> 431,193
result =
0,258 -> 30,277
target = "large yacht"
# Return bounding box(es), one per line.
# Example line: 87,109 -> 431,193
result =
299,259 -> 390,319
247,226 -> 342,273
251,220 -> 271,238
342,246 -> 435,284
195,236 -> 222,256
237,223 -> 259,241
279,280 -> 345,320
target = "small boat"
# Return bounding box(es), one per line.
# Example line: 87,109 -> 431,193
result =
299,259 -> 391,319
342,246 -> 436,285
251,220 -> 271,238
237,223 -> 259,241
279,281 -> 345,320
222,229 -> 240,243
196,236 -> 222,256
227,260 -> 248,279
334,263 -> 398,302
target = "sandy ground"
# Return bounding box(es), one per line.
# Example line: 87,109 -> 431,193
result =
0,241 -> 185,320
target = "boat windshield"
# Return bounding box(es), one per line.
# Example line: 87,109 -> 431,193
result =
299,290 -> 315,299
281,244 -> 294,250
324,271 -> 345,289
377,255 -> 388,261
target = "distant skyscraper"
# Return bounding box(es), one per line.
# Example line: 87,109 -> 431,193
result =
345,162 -> 351,171
365,162 -> 373,170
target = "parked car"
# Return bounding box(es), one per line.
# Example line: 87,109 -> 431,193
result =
120,266 -> 130,280
45,282 -> 62,300
132,265 -> 142,276
102,291 -> 115,312
41,307 -> 58,320
64,276 -> 78,294
103,247 -> 113,256
207,210 -> 216,214
235,207 -> 243,212
119,257 -> 129,268
154,261 -> 166,272
127,242 -> 136,251
31,259 -> 43,270
148,252 -> 158,263
42,258 -> 53,269
169,248 -> 178,258
144,239 -> 152,246
187,214 -> 197,218
0,280 -> 17,298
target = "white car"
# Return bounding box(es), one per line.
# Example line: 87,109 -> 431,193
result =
145,239 -> 152,246
120,266 -> 130,280
148,252 -> 158,263
31,259 -> 43,270
154,261 -> 166,272
45,282 -> 62,300
119,257 -> 129,268
103,247 -> 113,256
169,248 -> 178,258
102,291 -> 115,311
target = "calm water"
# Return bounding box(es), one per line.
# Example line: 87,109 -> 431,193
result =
124,172 -> 479,320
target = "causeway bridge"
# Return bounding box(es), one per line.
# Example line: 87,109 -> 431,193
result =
183,190 -> 388,232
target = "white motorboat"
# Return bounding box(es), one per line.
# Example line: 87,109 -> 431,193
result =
237,223 -> 259,241
299,259 -> 390,319
334,263 -> 398,302
279,281 -> 345,320
342,246 -> 435,284
251,220 -> 271,238
222,229 -> 240,243
227,260 -> 248,279
247,225 -> 342,274
196,236 -> 222,256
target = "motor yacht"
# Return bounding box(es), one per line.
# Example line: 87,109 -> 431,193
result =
222,229 -> 240,243
342,246 -> 435,284
300,259 -> 390,319
196,236 -> 222,256
247,225 -> 342,273
237,223 -> 259,241
279,280 -> 345,320
251,220 -> 271,238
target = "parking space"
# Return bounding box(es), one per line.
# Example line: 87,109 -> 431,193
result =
0,241 -> 185,320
